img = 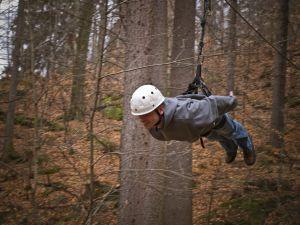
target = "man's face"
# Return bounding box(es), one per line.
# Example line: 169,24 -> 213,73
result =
138,110 -> 160,129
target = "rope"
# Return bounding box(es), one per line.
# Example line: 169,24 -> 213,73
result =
224,0 -> 299,70
183,0 -> 213,149
183,0 -> 212,96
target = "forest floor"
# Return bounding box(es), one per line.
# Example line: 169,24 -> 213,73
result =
0,106 -> 299,225
0,61 -> 300,224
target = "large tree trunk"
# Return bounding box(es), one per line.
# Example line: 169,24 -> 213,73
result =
119,1 -> 168,225
227,0 -> 237,94
2,0 -> 25,160
69,0 -> 95,120
164,1 -> 195,225
271,0 -> 289,148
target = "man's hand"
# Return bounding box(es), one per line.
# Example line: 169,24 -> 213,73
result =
229,91 -> 234,97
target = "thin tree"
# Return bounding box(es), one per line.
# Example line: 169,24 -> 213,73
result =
2,0 -> 25,161
227,0 -> 237,94
271,0 -> 289,148
69,0 -> 95,120
118,0 -> 168,224
85,0 -> 109,224
219,0 -> 225,51
28,15 -> 39,223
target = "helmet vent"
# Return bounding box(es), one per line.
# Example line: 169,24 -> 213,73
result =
151,92 -> 154,94
142,96 -> 145,99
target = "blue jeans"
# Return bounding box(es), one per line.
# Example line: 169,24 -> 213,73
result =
206,114 -> 253,155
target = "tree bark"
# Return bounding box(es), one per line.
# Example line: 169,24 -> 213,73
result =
227,0 -> 237,94
271,0 -> 289,148
119,1 -> 168,225
219,0 -> 225,51
2,0 -> 25,160
29,19 -> 39,223
164,0 -> 195,225
69,0 -> 95,120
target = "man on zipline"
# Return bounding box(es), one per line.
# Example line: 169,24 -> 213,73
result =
130,84 -> 256,166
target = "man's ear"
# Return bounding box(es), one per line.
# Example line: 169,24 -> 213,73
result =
157,104 -> 164,115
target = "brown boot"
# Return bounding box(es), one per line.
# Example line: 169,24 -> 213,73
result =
225,150 -> 237,164
243,147 -> 256,166
242,136 -> 256,166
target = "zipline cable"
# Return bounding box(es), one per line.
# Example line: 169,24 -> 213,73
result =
224,0 -> 299,70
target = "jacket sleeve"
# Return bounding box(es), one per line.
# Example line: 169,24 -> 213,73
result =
211,95 -> 237,115
177,94 -> 237,115
182,95 -> 237,128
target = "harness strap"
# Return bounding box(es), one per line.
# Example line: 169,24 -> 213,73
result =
200,138 -> 205,148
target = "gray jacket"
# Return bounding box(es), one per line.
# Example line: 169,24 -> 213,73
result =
149,94 -> 237,142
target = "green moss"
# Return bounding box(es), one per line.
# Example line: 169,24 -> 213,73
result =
217,194 -> 297,225
244,178 -> 293,192
37,154 -> 50,165
203,192 -> 299,225
7,111 -> 64,131
42,188 -> 55,197
103,96 -> 113,104
102,94 -> 123,121
49,182 -> 68,190
42,182 -> 68,197
68,147 -> 76,155
12,114 -> 65,131
2,144 -> 20,162
15,114 -> 33,127
42,120 -> 64,131
50,194 -> 68,205
38,166 -> 61,175
103,106 -> 123,121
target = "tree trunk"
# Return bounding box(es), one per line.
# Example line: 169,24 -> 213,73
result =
271,0 -> 289,148
29,20 -> 39,223
227,0 -> 237,94
164,0 -> 195,225
119,1 -> 168,225
2,0 -> 25,161
69,0 -> 95,120
219,0 -> 225,51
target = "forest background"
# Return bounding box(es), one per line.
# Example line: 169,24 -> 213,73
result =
0,0 -> 299,225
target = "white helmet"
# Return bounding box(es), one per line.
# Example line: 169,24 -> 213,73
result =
130,85 -> 165,116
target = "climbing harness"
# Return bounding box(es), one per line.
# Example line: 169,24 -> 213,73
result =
183,0 -> 212,96
183,0 -> 212,148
